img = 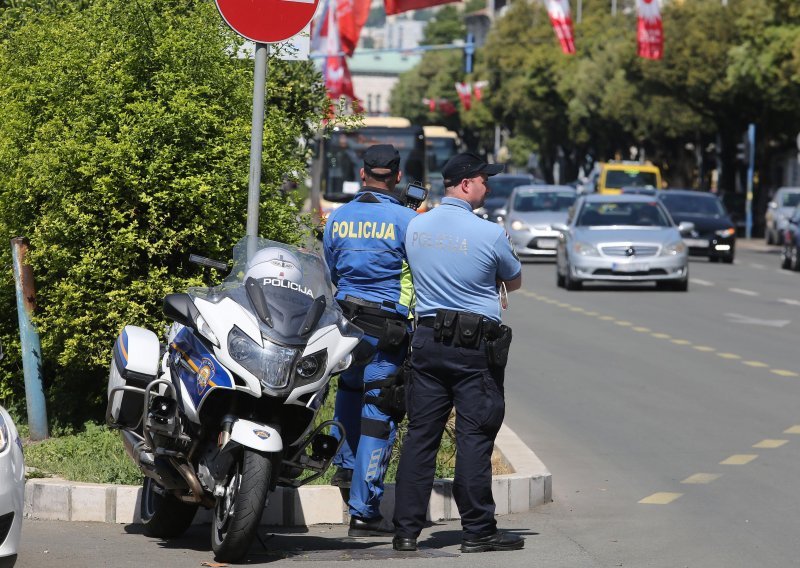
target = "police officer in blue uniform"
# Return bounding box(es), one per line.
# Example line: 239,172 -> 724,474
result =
392,152 -> 524,553
323,144 -> 417,537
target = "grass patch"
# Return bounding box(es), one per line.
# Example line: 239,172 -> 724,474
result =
23,382 -> 509,486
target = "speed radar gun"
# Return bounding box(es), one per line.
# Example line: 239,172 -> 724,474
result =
106,237 -> 361,563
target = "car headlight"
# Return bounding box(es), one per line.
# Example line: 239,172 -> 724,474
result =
573,241 -> 599,256
661,240 -> 686,256
511,220 -> 528,231
227,326 -> 298,390
715,228 -> 735,238
0,414 -> 9,453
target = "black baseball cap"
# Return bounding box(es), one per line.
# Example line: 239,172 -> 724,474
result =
363,144 -> 400,178
442,152 -> 504,186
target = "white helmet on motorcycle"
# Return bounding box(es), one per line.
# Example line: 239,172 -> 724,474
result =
244,247 -> 303,283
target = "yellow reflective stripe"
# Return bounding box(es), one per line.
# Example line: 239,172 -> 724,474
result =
398,260 -> 415,315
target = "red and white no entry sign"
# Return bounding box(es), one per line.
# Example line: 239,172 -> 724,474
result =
215,0 -> 320,44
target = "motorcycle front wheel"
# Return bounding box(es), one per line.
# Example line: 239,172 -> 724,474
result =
140,476 -> 199,538
211,449 -> 272,563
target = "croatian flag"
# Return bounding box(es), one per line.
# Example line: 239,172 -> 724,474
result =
544,0 -> 576,55
637,0 -> 663,60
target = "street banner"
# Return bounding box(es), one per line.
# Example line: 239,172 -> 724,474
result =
321,1 -> 356,101
385,0 -> 458,16
473,80 -> 489,102
544,0 -> 576,55
337,0 -> 371,56
455,82 -> 472,111
636,0 -> 663,60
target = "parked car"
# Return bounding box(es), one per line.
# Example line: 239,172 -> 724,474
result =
765,187 -> 800,245
555,194 -> 691,291
504,185 -> 577,258
475,173 -> 537,223
658,190 -> 736,263
0,342 -> 23,568
780,207 -> 800,270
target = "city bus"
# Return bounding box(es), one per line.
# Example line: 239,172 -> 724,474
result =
423,125 -> 460,210
317,117 -> 427,219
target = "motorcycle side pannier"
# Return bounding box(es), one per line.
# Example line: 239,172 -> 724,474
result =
107,325 -> 160,429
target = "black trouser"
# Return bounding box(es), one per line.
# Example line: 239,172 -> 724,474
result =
392,325 -> 505,540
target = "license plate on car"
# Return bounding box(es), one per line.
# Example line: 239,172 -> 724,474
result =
611,262 -> 649,273
684,238 -> 709,248
537,238 -> 558,249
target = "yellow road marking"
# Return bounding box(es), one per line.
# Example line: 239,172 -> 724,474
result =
569,307 -> 585,312
638,492 -> 683,505
693,346 -> 715,352
633,326 -> 651,332
681,473 -> 721,484
720,454 -> 758,465
784,425 -> 800,434
771,369 -> 799,377
753,439 -> 788,449
584,311 -> 598,316
556,302 -> 570,308
651,333 -> 671,339
615,321 -> 632,326
671,339 -> 691,345
743,361 -> 769,368
599,315 -> 615,321
717,353 -> 741,360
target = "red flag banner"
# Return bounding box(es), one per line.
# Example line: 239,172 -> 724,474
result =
473,80 -> 488,102
337,0 -> 371,56
385,0 -> 458,16
455,82 -> 472,111
637,0 -> 663,60
325,55 -> 356,100
544,0 -> 576,55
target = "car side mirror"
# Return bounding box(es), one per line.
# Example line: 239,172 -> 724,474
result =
552,222 -> 569,233
768,202 -> 777,209
678,221 -> 695,235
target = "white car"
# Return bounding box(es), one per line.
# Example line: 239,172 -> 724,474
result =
765,187 -> 800,245
504,185 -> 577,257
0,342 -> 23,568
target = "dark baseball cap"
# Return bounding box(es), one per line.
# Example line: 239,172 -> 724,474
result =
363,144 -> 400,177
442,152 -> 504,186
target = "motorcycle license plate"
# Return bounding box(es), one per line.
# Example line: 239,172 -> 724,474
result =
684,238 -> 709,248
611,262 -> 649,273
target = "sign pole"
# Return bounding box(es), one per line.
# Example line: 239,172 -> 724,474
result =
246,43 -> 268,258
745,123 -> 755,240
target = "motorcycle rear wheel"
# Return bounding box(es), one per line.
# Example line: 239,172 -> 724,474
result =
211,449 -> 271,563
140,476 -> 199,538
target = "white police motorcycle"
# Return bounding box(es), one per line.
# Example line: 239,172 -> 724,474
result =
106,237 -> 360,562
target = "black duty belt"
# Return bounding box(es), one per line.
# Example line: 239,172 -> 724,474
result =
417,313 -> 502,341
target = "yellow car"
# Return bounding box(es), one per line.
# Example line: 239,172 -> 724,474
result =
598,162 -> 662,195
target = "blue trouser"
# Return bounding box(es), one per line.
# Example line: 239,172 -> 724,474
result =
332,333 -> 406,519
393,325 -> 506,539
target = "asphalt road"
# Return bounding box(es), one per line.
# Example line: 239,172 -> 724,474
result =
16,240 -> 800,567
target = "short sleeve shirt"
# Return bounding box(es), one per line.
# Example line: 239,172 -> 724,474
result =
405,197 -> 521,322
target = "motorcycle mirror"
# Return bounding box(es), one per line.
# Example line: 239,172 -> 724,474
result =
163,293 -> 201,329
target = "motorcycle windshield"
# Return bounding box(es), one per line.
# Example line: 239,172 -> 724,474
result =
189,237 -> 341,345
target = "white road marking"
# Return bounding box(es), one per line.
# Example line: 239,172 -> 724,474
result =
692,278 -> 714,287
724,313 -> 790,327
749,263 -> 766,269
729,288 -> 759,296
777,298 -> 800,307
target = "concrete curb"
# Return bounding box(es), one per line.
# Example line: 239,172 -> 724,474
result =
24,424 -> 551,526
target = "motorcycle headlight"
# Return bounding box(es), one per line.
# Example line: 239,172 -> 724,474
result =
661,240 -> 686,256
296,350 -> 327,382
0,414 -> 9,453
511,220 -> 528,231
715,228 -> 735,238
227,327 -> 298,390
573,241 -> 599,256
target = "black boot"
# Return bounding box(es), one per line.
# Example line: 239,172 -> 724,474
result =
392,536 -> 417,551
461,530 -> 525,553
348,516 -> 394,537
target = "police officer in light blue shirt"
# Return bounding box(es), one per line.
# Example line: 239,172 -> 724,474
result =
392,152 -> 524,553
323,144 -> 417,538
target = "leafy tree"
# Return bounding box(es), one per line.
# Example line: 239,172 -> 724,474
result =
421,5 -> 465,45
0,0 -> 328,423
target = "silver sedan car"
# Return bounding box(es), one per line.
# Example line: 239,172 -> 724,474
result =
0,341 -> 23,568
555,194 -> 691,291
504,185 -> 577,258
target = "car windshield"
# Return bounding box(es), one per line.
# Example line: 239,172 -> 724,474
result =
780,192 -> 800,207
513,191 -> 575,212
605,170 -> 658,190
660,194 -> 726,217
486,176 -> 532,198
577,201 -> 671,227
